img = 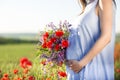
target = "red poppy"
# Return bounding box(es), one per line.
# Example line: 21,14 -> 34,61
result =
43,32 -> 49,41
28,76 -> 35,80
13,69 -> 18,74
55,44 -> 60,51
58,71 -> 67,77
50,37 -> 57,43
17,77 -> 22,80
27,61 -> 32,67
1,77 -> 10,80
57,61 -> 63,66
20,57 -> 32,69
3,73 -> 8,78
22,75 -> 26,80
41,60 -> 47,66
55,30 -> 64,37
46,41 -> 53,49
44,32 -> 49,37
1,73 -> 9,80
42,42 -> 47,48
61,40 -> 69,48
116,68 -> 120,73
23,68 -> 29,74
20,58 -> 28,68
46,78 -> 51,80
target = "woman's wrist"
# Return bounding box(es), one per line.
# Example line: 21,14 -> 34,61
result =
79,58 -> 89,68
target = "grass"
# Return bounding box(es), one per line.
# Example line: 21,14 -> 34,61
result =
0,43 -> 36,71
0,43 -> 66,80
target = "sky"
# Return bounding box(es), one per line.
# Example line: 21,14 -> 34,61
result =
0,0 -> 120,33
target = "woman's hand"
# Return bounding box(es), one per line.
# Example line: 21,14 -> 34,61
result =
67,60 -> 84,73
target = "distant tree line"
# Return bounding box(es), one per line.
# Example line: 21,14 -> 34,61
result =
0,33 -> 119,44
0,37 -> 38,44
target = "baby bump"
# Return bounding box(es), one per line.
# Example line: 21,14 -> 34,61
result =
66,33 -> 83,61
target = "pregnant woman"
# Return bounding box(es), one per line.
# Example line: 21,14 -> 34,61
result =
66,0 -> 116,80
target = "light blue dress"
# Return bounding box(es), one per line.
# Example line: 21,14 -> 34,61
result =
66,0 -> 116,80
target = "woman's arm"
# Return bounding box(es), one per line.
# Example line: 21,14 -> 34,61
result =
80,0 -> 113,67
68,0 -> 113,73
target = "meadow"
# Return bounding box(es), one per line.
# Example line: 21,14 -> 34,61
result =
0,43 -> 66,80
0,33 -> 120,80
0,43 -> 36,75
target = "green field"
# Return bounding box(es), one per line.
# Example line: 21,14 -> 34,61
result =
0,43 -> 36,71
0,43 -> 66,80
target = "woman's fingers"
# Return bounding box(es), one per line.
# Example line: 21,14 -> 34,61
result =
66,60 -> 73,67
67,60 -> 84,73
69,64 -> 83,73
71,67 -> 80,73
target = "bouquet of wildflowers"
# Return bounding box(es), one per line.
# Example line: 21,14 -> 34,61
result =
37,20 -> 71,66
